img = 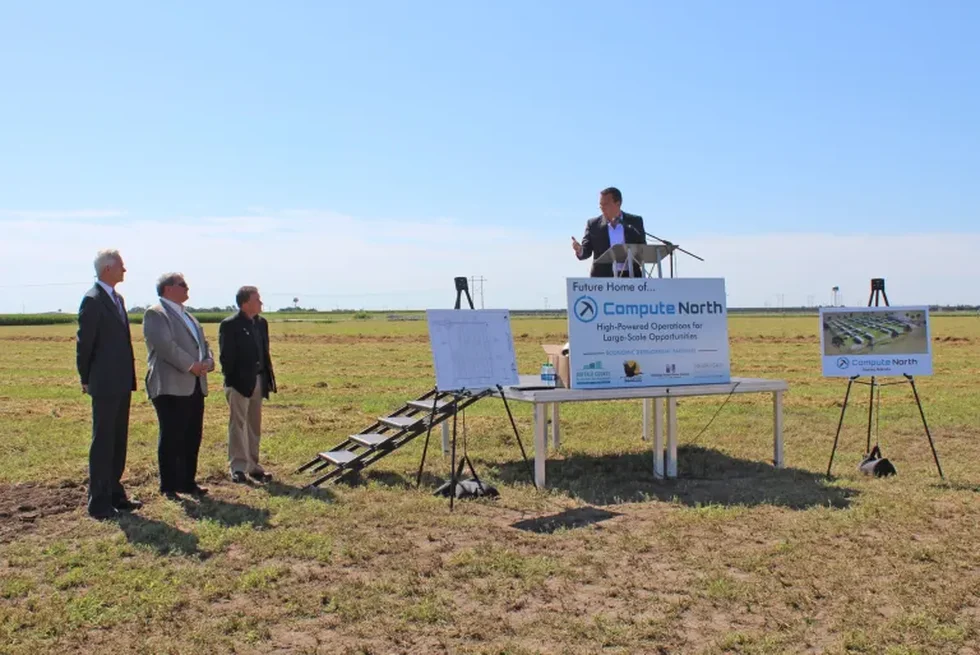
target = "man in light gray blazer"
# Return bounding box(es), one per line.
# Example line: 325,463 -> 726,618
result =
143,273 -> 214,498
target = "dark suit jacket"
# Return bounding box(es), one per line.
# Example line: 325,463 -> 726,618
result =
76,284 -> 137,395
576,212 -> 647,277
219,311 -> 276,399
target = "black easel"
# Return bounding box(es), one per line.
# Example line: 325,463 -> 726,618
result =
414,277 -> 534,509
446,388 -> 480,510
826,278 -> 944,479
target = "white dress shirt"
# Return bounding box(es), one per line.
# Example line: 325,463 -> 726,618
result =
607,215 -> 626,275
160,297 -> 205,359
96,280 -> 127,319
96,280 -> 117,299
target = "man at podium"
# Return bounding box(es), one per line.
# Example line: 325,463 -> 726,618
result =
571,187 -> 647,277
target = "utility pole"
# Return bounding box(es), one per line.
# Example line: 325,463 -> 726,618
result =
470,276 -> 486,309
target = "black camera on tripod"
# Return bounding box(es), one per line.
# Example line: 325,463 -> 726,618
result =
453,277 -> 474,310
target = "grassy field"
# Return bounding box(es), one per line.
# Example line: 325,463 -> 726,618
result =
0,315 -> 978,654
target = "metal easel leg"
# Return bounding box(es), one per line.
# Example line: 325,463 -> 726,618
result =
827,377 -> 855,478
906,375 -> 945,479
415,389 -> 441,487
866,376 -> 876,454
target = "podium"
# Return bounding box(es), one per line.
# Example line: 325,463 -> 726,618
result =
595,243 -> 674,278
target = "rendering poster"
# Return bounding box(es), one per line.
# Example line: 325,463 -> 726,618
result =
819,306 -> 932,377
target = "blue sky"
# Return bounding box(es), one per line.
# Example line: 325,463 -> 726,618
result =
1,1 -> 978,311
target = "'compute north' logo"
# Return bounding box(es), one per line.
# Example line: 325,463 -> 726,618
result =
573,296 -> 598,323
836,357 -> 850,370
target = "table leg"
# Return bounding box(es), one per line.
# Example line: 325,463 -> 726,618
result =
642,398 -> 650,442
441,422 -> 450,455
534,403 -> 547,488
773,391 -> 784,468
654,398 -> 665,479
666,397 -> 678,478
551,403 -> 561,450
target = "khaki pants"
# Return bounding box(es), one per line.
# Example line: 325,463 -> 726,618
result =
226,376 -> 264,474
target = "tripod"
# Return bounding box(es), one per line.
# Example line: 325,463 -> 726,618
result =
826,278 -> 944,479
415,277 -> 534,509
454,276 -> 475,310
414,385 -> 532,510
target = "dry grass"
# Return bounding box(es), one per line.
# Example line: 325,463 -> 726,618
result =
1,315 -> 979,654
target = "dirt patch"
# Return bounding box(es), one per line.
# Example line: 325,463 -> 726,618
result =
0,481 -> 84,542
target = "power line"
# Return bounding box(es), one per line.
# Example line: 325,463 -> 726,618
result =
262,288 -> 445,298
469,276 -> 486,309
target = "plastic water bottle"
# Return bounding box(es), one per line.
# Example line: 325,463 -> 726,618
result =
541,362 -> 557,386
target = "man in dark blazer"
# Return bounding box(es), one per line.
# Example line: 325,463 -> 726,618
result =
572,187 -> 648,277
76,249 -> 141,519
219,286 -> 277,484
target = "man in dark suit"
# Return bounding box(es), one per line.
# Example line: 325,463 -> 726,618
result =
76,249 -> 142,519
219,286 -> 277,484
571,186 -> 648,277
143,273 -> 214,498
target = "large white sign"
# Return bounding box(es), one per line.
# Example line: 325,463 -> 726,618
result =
820,306 -> 932,377
426,309 -> 519,391
566,278 -> 731,389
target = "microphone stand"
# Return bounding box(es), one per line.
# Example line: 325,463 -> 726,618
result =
623,223 -> 704,278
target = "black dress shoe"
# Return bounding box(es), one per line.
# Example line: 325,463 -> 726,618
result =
113,499 -> 143,512
248,471 -> 273,483
231,471 -> 248,484
89,507 -> 119,521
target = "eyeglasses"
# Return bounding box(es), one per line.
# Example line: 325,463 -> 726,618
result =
173,281 -> 188,289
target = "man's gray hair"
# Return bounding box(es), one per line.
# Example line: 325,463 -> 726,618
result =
93,249 -> 122,275
155,273 -> 185,297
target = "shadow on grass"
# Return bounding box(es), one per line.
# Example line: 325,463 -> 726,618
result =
497,445 -> 858,509
263,480 -> 336,502
179,495 -> 271,528
512,507 -> 623,534
932,481 -> 980,493
339,468 -> 450,490
115,513 -> 205,558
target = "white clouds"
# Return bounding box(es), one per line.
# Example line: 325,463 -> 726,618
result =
0,211 -> 977,312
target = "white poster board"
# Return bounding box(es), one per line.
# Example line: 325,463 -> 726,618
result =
819,306 -> 932,377
426,309 -> 519,392
565,277 -> 731,389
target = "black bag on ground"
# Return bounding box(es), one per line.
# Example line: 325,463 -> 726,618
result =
433,477 -> 499,499
859,445 -> 897,477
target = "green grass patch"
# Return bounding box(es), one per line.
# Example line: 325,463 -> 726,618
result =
0,316 -> 978,653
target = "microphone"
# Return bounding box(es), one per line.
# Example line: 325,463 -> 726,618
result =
623,221 -> 646,241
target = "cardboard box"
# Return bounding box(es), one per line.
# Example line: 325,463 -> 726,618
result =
542,344 -> 570,388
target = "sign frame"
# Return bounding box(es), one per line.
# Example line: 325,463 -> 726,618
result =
565,277 -> 731,389
819,305 -> 932,377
